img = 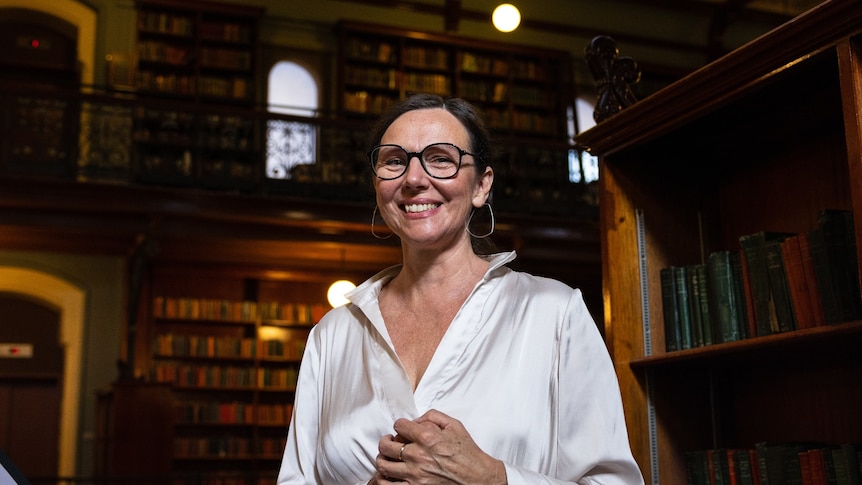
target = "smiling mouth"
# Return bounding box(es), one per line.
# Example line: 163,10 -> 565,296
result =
403,203 -> 440,213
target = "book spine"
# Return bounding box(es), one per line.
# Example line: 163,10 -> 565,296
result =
781,235 -> 816,329
764,238 -> 797,333
798,232 -> 827,326
740,233 -> 777,336
661,267 -> 682,352
688,264 -> 706,348
674,266 -> 693,349
738,248 -> 758,340
707,251 -> 741,343
695,263 -> 714,346
809,228 -> 842,324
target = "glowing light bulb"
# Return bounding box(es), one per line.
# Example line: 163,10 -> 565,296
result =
493,4 -> 521,33
327,279 -> 356,307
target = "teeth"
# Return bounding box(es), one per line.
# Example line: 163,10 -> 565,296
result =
404,203 -> 438,213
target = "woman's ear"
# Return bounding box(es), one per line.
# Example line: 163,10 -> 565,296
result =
473,166 -> 494,208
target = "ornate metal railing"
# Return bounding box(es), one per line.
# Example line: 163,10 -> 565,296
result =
0,83 -> 596,219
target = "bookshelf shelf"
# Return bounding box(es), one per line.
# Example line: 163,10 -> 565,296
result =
630,319 -> 862,369
132,0 -> 263,189
95,262 -> 345,483
576,1 -> 862,483
335,21 -> 573,140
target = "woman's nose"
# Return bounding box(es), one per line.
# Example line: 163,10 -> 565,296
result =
403,155 -> 429,185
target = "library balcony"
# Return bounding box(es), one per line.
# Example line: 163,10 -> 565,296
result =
0,80 -> 597,221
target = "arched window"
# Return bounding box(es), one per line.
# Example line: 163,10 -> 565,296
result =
568,96 -> 599,184
266,61 -> 318,179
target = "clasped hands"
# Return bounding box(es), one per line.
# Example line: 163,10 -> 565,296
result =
370,409 -> 507,485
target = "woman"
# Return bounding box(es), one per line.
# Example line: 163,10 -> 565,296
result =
277,93 -> 644,484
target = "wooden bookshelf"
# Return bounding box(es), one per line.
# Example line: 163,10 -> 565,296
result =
335,21 -> 574,140
106,262 -> 365,484
575,0 -> 862,483
133,0 -> 263,189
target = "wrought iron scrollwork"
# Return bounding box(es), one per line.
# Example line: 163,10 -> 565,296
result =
585,35 -> 641,123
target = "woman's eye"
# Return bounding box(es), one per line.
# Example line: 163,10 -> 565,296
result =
428,156 -> 454,165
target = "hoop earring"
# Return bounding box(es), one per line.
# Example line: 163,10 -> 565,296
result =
466,203 -> 495,239
371,206 -> 392,240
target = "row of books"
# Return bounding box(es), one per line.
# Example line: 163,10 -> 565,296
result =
151,363 -> 299,390
152,297 -> 326,324
403,72 -> 451,96
482,108 -> 558,134
153,334 -> 306,361
344,67 -> 398,90
199,21 -> 252,44
344,37 -> 547,82
403,46 -> 449,70
138,12 -> 193,37
343,91 -> 396,115
174,436 -> 286,459
345,38 -> 396,63
137,71 -> 195,96
138,40 -> 190,65
200,47 -> 252,71
174,401 -> 293,426
171,474 -> 272,485
686,443 -> 862,485
741,209 -> 861,336
460,53 -> 546,81
662,209 -> 861,351
175,436 -> 252,459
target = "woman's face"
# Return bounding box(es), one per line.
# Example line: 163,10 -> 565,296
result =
374,107 -> 493,251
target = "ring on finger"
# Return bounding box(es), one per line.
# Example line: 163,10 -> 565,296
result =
398,443 -> 407,461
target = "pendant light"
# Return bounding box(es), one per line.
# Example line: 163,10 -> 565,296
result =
327,248 -> 356,307
327,279 -> 356,308
492,4 -> 521,33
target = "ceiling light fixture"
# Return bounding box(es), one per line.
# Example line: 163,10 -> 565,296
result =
327,248 -> 356,308
327,279 -> 356,308
492,4 -> 521,33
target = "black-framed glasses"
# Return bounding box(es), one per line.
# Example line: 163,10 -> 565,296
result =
368,142 -> 476,180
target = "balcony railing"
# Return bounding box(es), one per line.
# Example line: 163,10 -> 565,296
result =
0,82 -> 597,219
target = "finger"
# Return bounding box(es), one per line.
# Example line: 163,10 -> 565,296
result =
413,408 -> 455,429
378,435 -> 407,462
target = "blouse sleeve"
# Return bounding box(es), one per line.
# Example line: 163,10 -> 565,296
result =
506,290 -> 645,485
277,327 -> 322,485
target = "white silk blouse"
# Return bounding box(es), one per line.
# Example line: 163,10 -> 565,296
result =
277,251 -> 644,485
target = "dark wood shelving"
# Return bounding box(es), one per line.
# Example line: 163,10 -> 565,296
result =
576,0 -> 862,482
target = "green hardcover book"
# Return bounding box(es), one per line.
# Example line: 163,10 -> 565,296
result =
686,450 -> 711,485
695,263 -> 714,346
687,264 -> 706,348
831,444 -> 862,485
729,251 -> 750,339
674,265 -> 693,349
764,237 -> 797,333
739,231 -> 794,336
660,267 -> 682,352
706,449 -> 726,485
707,250 -> 742,343
734,448 -> 756,485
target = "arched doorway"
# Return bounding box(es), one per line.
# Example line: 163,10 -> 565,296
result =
0,294 -> 64,479
0,267 -> 85,478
